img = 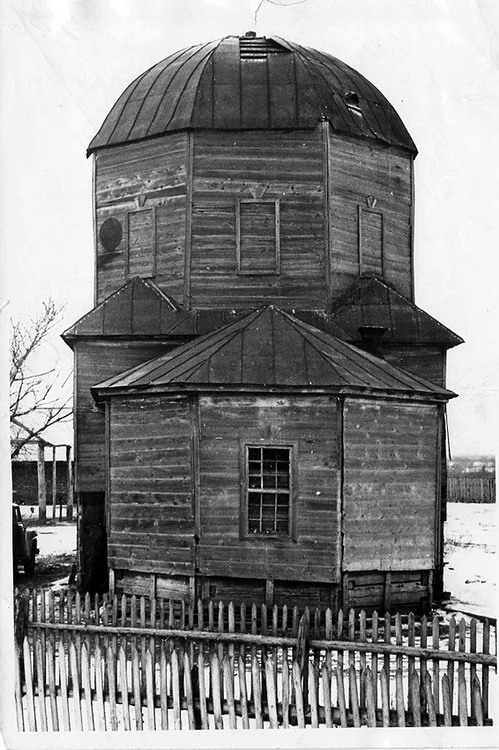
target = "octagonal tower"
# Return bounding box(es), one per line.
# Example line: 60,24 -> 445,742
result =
89,33 -> 416,312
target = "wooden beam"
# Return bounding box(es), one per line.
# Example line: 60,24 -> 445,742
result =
342,572 -> 349,611
384,572 -> 392,612
265,579 -> 274,610
189,576 -> 196,606
321,118 -> 332,312
37,442 -> 46,523
66,445 -> 74,522
109,568 -> 115,596
190,395 -> 201,578
52,446 -> 57,520
434,403 -> 444,597
409,154 -> 415,302
336,397 -> 344,590
183,131 -> 194,310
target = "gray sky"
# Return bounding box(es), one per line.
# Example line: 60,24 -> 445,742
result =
1,0 -> 498,455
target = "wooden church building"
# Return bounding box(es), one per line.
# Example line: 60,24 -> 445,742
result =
63,33 -> 463,612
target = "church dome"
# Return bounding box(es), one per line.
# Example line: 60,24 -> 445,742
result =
88,33 -> 416,155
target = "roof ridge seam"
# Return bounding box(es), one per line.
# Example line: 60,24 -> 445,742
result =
119,308 -> 263,386
279,311 -> 352,384
145,41 -> 219,138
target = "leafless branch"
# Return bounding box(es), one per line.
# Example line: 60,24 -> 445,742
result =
10,300 -> 73,459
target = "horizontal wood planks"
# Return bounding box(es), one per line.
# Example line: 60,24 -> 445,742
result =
345,570 -> 430,612
197,395 -> 340,583
93,127 -> 416,314
342,399 -> 439,572
108,395 -> 194,576
329,133 -> 413,301
75,341 -> 174,491
95,134 -> 188,303
384,346 -> 446,388
190,130 -> 328,309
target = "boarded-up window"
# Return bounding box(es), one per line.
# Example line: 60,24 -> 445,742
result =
359,208 -> 383,276
237,200 -> 280,274
127,208 -> 155,278
245,446 -> 292,536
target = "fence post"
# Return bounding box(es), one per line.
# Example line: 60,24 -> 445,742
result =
190,662 -> 203,729
14,593 -> 29,686
296,609 -> 310,710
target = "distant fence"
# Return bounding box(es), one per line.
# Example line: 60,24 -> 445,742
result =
448,476 -> 496,504
14,590 -> 496,731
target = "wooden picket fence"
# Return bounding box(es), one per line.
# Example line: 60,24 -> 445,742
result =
448,476 -> 495,503
13,589 -> 496,731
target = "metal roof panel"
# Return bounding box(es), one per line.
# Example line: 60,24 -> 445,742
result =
88,35 -> 416,155
93,305 -> 455,400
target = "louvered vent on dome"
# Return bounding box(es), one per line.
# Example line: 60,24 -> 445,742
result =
239,34 -> 289,59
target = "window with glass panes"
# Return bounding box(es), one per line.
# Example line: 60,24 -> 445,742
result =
246,446 -> 291,535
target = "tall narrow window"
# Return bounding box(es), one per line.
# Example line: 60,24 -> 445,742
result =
127,208 -> 156,278
236,200 -> 280,274
359,207 -> 384,276
244,446 -> 292,536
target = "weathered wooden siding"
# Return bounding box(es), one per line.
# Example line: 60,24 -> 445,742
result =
74,340 -> 175,492
329,133 -> 413,301
342,399 -> 438,572
94,134 -> 188,303
384,346 -> 446,388
189,130 -> 328,309
197,395 -> 340,583
344,570 -> 431,613
107,396 -> 194,576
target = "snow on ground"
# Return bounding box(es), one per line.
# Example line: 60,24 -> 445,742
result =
35,522 -> 77,558
444,502 -> 497,620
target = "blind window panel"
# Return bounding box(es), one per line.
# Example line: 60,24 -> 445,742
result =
359,208 -> 384,276
237,200 -> 280,274
127,208 -> 155,278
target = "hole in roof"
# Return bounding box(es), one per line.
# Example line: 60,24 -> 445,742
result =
345,90 -> 361,109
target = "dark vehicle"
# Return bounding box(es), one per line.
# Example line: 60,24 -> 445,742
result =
12,504 -> 38,575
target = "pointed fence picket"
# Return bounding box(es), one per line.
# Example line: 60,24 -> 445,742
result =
13,589 -> 496,731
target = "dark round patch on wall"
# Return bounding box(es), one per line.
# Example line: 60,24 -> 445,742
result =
99,217 -> 123,251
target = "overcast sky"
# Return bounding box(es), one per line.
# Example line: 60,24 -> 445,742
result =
1,0 -> 498,456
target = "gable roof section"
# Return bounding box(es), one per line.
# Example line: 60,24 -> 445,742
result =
62,278 -> 196,343
331,276 -> 463,348
93,305 -> 455,401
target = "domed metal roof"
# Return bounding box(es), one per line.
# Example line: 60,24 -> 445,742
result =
88,34 -> 416,155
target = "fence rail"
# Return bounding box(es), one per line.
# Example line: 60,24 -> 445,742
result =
448,476 -> 496,503
14,589 -> 496,732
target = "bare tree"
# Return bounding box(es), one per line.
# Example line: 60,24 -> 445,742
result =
10,300 -> 72,458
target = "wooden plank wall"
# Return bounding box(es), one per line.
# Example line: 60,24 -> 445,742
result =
197,395 -> 340,584
329,133 -> 413,301
108,395 -> 195,577
384,346 -> 446,388
189,130 -> 328,309
94,134 -> 188,304
74,341 -> 175,492
342,399 -> 439,573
